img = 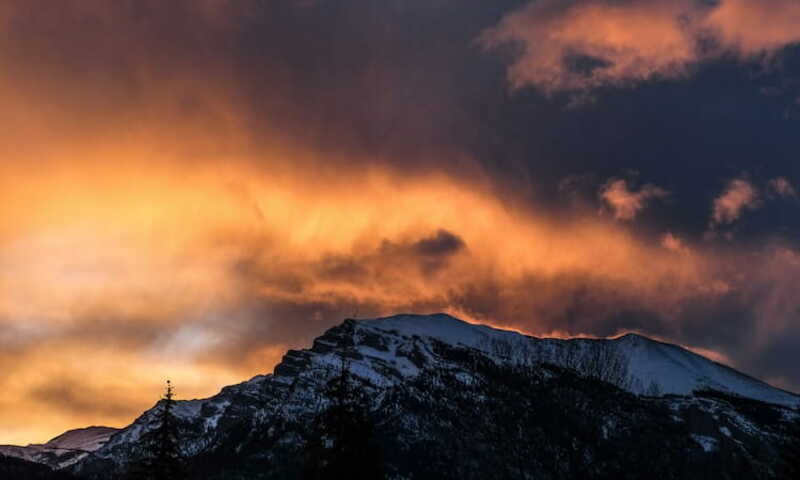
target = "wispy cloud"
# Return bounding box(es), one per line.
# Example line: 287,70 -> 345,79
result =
710,178 -> 759,227
661,232 -> 689,255
768,177 -> 797,198
599,179 -> 669,221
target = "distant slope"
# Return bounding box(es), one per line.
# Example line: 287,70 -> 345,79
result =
0,426 -> 118,469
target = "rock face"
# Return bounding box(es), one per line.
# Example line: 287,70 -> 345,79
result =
56,314 -> 800,478
0,427 -> 118,470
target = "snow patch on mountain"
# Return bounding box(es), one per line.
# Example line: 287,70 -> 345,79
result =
612,333 -> 797,406
44,426 -> 118,453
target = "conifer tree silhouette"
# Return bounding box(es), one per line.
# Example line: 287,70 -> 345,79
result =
127,380 -> 186,480
303,362 -> 385,480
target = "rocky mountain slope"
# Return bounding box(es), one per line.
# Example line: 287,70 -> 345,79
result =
17,314 -> 800,478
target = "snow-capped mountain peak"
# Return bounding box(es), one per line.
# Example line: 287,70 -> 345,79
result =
353,314 -> 798,406
360,313 -> 521,349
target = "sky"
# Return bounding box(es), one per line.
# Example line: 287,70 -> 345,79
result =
2,0 -> 800,444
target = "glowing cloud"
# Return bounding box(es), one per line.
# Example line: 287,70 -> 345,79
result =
661,233 -> 689,255
481,0 -> 800,92
599,179 -> 668,221
710,178 -> 759,227
0,149 -> 737,443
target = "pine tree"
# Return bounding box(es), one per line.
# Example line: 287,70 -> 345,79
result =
127,380 -> 187,480
303,363 -> 385,480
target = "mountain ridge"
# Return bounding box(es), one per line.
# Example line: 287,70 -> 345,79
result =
4,313 -> 798,478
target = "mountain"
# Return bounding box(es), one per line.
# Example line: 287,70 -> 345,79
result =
0,427 -> 119,470
35,314 -> 800,478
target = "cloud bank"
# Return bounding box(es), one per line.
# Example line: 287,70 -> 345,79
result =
3,154 -> 800,443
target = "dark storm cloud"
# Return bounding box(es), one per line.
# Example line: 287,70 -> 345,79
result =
29,382 -> 142,420
308,231 -> 466,285
413,230 -> 466,257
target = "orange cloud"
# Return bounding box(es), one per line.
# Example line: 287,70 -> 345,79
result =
661,232 -> 689,255
3,146 -> 800,443
481,0 -> 800,92
710,178 -> 759,227
0,145 -> 722,442
706,0 -> 800,57
600,179 -> 668,221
